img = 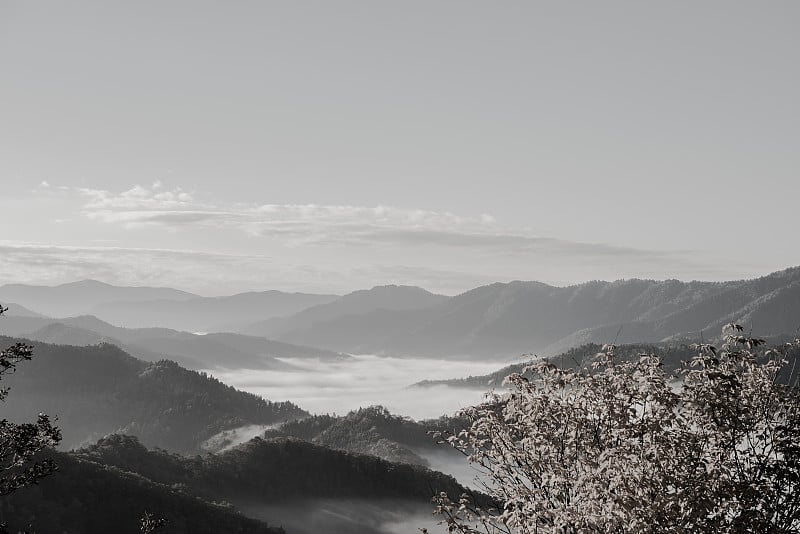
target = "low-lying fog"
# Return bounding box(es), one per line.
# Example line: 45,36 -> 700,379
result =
240,498 -> 441,534
206,354 -> 503,420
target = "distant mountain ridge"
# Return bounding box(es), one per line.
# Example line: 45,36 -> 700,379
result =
89,290 -> 340,332
0,279 -> 197,318
1,302 -> 47,318
4,268 -> 799,359
242,284 -> 448,338
0,279 -> 339,332
0,313 -> 348,370
244,267 -> 800,359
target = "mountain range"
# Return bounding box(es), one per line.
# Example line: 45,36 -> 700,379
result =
0,314 -> 347,370
4,267 -> 800,360
0,279 -> 197,318
243,267 -> 800,358
0,279 -> 338,332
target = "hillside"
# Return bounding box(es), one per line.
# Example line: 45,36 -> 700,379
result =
0,449 -> 284,534
242,285 -> 448,339
76,434 -> 471,503
1,302 -> 47,317
49,434 -> 481,534
260,406 -> 464,466
0,314 -> 348,370
413,343 -> 697,389
413,340 -> 800,389
0,337 -> 307,452
255,267 -> 800,359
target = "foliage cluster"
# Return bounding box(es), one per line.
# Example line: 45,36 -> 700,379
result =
435,325 -> 800,533
0,342 -> 61,497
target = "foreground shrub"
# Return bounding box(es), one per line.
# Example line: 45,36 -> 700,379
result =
435,324 -> 800,533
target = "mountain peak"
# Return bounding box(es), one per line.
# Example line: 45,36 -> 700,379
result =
60,279 -> 115,289
360,284 -> 438,295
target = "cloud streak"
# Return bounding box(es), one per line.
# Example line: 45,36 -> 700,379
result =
75,184 -> 677,264
79,184 -> 498,238
3,182 -> 753,294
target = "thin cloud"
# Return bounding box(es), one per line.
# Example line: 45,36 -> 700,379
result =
74,184 -> 672,263
78,185 -> 499,237
47,183 -> 760,291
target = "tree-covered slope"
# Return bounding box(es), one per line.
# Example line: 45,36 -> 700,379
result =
261,406 -> 471,469
264,406 -> 431,465
0,449 -> 285,534
75,434 -> 473,504
0,337 -> 306,452
414,340 -> 800,389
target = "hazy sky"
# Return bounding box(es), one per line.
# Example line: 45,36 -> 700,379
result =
1,1 -> 798,295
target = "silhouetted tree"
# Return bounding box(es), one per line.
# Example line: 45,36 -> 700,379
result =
0,304 -> 61,532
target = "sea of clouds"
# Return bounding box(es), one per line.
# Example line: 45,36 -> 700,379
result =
206,354 -> 506,420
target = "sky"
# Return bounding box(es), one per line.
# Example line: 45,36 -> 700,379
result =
1,1 -> 798,295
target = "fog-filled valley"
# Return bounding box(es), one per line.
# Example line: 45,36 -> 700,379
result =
1,269 -> 800,532
208,355 -> 499,420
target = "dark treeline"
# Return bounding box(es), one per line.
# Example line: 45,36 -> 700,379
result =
2,433 -> 483,533
0,448 -> 284,534
75,434 -> 472,503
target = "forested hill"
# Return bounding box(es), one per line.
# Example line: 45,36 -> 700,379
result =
413,343 -> 698,388
0,448 -> 285,534
0,434 -> 480,533
414,340 -> 800,389
0,337 -> 307,453
262,406 -> 468,466
75,434 -> 473,503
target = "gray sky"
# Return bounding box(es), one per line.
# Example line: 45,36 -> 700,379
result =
1,1 -> 798,295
